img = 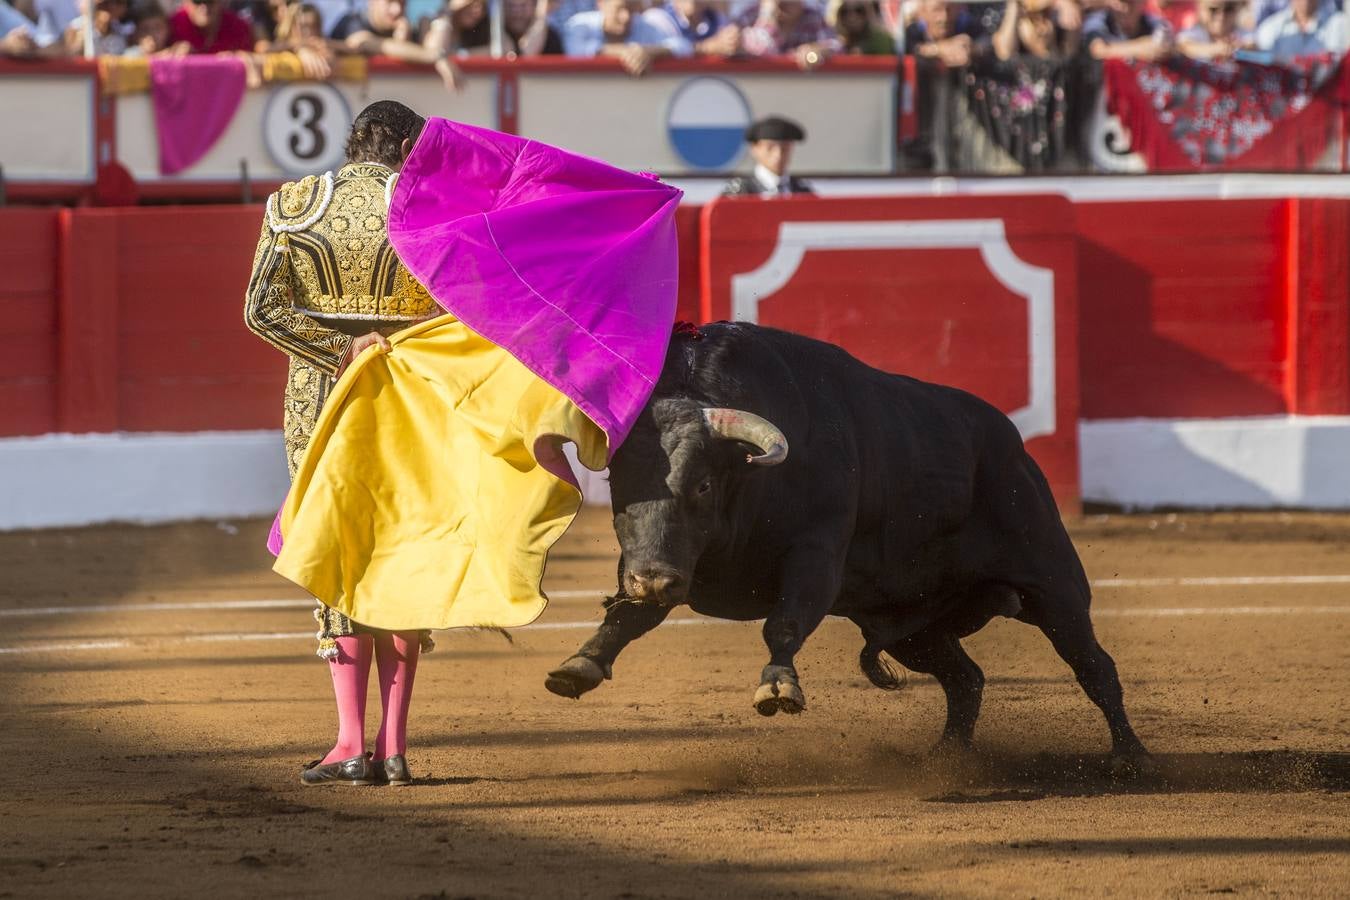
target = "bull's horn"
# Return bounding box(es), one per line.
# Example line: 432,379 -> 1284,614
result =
701,408 -> 789,467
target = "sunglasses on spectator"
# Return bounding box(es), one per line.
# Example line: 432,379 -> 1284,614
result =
839,4 -> 868,15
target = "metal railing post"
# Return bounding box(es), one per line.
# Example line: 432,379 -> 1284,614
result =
490,0 -> 505,58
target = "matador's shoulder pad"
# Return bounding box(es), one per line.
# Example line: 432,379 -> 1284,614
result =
266,172 -> 335,234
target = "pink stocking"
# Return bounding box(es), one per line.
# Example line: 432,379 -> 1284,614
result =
373,630 -> 421,761
321,634 -> 373,764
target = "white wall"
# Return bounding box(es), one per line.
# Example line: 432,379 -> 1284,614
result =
0,430 -> 611,531
1080,416 -> 1350,510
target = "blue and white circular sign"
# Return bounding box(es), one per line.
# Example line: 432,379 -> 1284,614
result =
666,77 -> 751,171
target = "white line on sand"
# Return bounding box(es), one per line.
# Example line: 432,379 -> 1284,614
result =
0,590 -> 609,619
1093,575 -> 1350,588
0,618 -> 720,656
1092,605 -> 1350,617
6,574 -> 1350,621
2,606 -> 1349,656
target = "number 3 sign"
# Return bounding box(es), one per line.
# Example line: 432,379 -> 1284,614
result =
263,84 -> 352,177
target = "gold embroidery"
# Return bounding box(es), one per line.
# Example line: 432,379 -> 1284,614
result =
273,164 -> 440,325
283,357 -> 331,477
278,175 -> 323,217
243,217 -> 351,378
298,294 -> 431,320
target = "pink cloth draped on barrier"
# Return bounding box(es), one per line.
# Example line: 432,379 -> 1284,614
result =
388,118 -> 683,455
150,56 -> 247,176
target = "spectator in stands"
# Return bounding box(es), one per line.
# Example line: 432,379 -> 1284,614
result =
336,0 -> 464,89
63,0 -> 129,54
246,0 -> 359,36
32,0 -> 80,47
502,0 -> 565,54
992,0 -> 1079,58
722,115 -> 815,195
1083,0 -> 1174,59
1254,0 -> 1346,57
426,0 -> 490,54
825,0 -> 895,52
1177,0 -> 1253,57
1250,0 -> 1287,26
332,0 -> 400,38
904,0 -> 978,65
563,0 -> 691,76
0,0 -> 44,56
170,0 -> 255,52
308,0 -> 359,34
423,0 -> 565,55
255,1 -> 336,76
645,0 -> 741,56
736,0 -> 841,67
126,3 -> 174,53
550,0 -> 595,30
293,1 -> 324,37
237,0 -> 285,45
0,0 -> 87,52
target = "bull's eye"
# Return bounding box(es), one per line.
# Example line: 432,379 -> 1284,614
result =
696,478 -> 712,495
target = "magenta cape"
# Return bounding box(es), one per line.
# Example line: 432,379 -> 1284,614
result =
387,118 -> 683,456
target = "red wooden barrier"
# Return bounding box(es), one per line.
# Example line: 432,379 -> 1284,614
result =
121,206 -> 284,432
674,205 -> 702,325
0,209 -> 59,436
699,194 -> 1081,509
1076,199 -> 1290,420
0,205 -> 297,438
7,194 -> 1348,514
1286,198 -> 1350,415
1076,198 -> 1350,420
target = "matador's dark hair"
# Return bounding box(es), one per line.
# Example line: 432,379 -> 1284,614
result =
344,100 -> 427,168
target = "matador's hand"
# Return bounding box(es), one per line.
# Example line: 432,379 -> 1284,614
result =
337,331 -> 392,378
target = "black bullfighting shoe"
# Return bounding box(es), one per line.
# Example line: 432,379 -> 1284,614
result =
371,755 -> 413,787
300,753 -> 374,786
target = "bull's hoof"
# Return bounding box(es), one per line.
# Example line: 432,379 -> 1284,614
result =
544,656 -> 607,699
753,666 -> 805,716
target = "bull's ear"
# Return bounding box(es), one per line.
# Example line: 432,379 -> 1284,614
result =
702,408 -> 788,467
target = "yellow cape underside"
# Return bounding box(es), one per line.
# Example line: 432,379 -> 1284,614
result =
274,314 -> 608,631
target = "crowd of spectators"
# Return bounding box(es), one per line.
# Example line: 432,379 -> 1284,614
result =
2,0 -> 1346,71
904,0 -> 1347,67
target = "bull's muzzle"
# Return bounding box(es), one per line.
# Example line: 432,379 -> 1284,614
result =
625,569 -> 687,606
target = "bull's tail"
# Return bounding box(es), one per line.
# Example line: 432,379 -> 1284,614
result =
859,644 -> 907,691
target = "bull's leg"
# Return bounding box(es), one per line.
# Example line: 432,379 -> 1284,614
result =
888,630 -> 984,749
1032,607 -> 1149,765
544,598 -> 672,699
755,547 -> 843,716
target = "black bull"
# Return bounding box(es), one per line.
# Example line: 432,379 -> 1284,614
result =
545,323 -> 1148,763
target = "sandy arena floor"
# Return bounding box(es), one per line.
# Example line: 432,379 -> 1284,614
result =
1,508 -> 1347,898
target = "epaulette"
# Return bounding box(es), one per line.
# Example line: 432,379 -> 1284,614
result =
266,171 -> 335,235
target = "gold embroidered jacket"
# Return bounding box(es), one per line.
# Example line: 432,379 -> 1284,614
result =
243,162 -> 441,476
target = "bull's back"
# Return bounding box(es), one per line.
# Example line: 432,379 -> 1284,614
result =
741,327 -> 1070,596
680,324 -> 1075,602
